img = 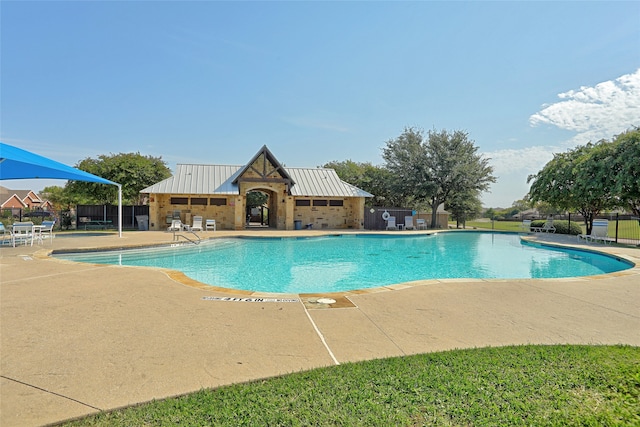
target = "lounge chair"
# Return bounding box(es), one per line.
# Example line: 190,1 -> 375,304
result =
205,219 -> 216,231
541,218 -> 556,233
12,221 -> 35,247
386,216 -> 397,230
168,219 -> 183,232
416,218 -> 427,230
191,216 -> 203,232
532,217 -> 555,233
404,216 -> 415,230
578,219 -> 611,244
520,219 -> 532,232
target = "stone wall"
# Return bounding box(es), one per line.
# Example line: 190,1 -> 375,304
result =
148,192 -> 366,231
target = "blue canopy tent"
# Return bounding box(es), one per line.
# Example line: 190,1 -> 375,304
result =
0,142 -> 123,237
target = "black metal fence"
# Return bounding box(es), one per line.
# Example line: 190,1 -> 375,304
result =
76,205 -> 149,230
515,212 -> 639,246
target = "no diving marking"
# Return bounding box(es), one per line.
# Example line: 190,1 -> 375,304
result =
202,296 -> 300,303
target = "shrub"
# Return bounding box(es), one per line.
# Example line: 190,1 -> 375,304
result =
531,220 -> 582,235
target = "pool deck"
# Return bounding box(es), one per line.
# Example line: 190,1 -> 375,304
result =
1,229 -> 639,426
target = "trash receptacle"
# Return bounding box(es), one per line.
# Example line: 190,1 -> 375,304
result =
136,215 -> 149,231
294,220 -> 302,230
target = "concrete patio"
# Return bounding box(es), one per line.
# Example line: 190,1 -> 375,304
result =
1,229 -> 639,426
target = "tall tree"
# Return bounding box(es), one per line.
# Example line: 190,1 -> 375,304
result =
66,152 -> 171,204
527,143 -> 617,234
382,127 -> 495,228
609,128 -> 640,218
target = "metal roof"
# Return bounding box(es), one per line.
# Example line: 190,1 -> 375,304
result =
140,164 -> 373,198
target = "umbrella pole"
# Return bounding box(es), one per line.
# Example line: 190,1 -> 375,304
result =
118,184 -> 123,238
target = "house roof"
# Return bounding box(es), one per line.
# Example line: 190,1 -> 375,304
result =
140,164 -> 373,198
0,186 -> 42,208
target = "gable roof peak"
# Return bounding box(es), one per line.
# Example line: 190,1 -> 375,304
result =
232,145 -> 294,186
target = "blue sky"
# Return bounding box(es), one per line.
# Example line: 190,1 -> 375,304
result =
2,1 -> 639,207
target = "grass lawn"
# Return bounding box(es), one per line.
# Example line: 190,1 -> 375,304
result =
62,345 -> 639,426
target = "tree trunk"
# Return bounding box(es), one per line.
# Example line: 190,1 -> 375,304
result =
430,199 -> 440,229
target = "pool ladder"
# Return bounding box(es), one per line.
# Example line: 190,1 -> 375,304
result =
172,229 -> 202,245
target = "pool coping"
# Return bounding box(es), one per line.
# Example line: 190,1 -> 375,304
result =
38,230 -> 640,307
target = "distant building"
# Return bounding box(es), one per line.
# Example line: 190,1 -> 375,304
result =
141,146 -> 374,230
0,186 -> 53,213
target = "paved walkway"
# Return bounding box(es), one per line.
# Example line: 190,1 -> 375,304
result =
1,230 -> 639,426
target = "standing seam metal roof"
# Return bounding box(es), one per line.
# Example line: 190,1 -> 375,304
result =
140,164 -> 373,198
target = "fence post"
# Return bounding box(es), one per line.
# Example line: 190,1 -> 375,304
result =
615,212 -> 619,244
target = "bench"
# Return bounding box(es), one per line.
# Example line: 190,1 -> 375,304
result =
79,217 -> 112,230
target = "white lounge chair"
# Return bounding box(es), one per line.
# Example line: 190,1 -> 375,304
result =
404,216 -> 415,230
416,218 -> 427,230
541,218 -> 556,233
578,219 -> 611,244
521,219 -> 532,232
532,217 -> 555,233
386,216 -> 397,230
168,219 -> 183,232
191,216 -> 203,232
205,219 -> 216,231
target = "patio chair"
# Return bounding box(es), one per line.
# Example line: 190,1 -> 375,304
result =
0,222 -> 13,245
404,216 -> 415,230
416,218 -> 427,230
520,219 -> 532,232
205,219 -> 216,231
386,216 -> 397,230
578,219 -> 611,244
12,221 -> 35,247
167,219 -> 183,232
191,216 -> 203,232
39,220 -> 56,244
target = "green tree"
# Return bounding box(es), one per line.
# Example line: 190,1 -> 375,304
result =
246,191 -> 268,209
382,127 -> 495,228
511,199 -> 531,213
66,152 -> 171,205
527,143 -> 617,234
322,160 -> 404,207
609,128 -> 640,217
446,189 -> 482,228
40,185 -> 74,212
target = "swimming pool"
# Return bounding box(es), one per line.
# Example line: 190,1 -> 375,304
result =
53,232 -> 633,294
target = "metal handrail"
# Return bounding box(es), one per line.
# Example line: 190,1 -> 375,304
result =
172,229 -> 202,245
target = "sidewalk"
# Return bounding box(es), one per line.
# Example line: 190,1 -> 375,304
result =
1,230 -> 639,426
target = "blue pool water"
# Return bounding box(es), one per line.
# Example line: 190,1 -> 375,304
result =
54,233 -> 632,294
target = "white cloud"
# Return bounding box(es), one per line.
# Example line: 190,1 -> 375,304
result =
481,69 -> 640,207
529,68 -> 640,145
484,146 -> 555,176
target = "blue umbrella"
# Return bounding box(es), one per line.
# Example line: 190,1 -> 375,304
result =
0,142 -> 123,237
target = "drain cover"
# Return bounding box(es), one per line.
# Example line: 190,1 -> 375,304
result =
317,298 -> 336,304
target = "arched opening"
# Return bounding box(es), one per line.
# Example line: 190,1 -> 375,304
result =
245,190 -> 272,228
